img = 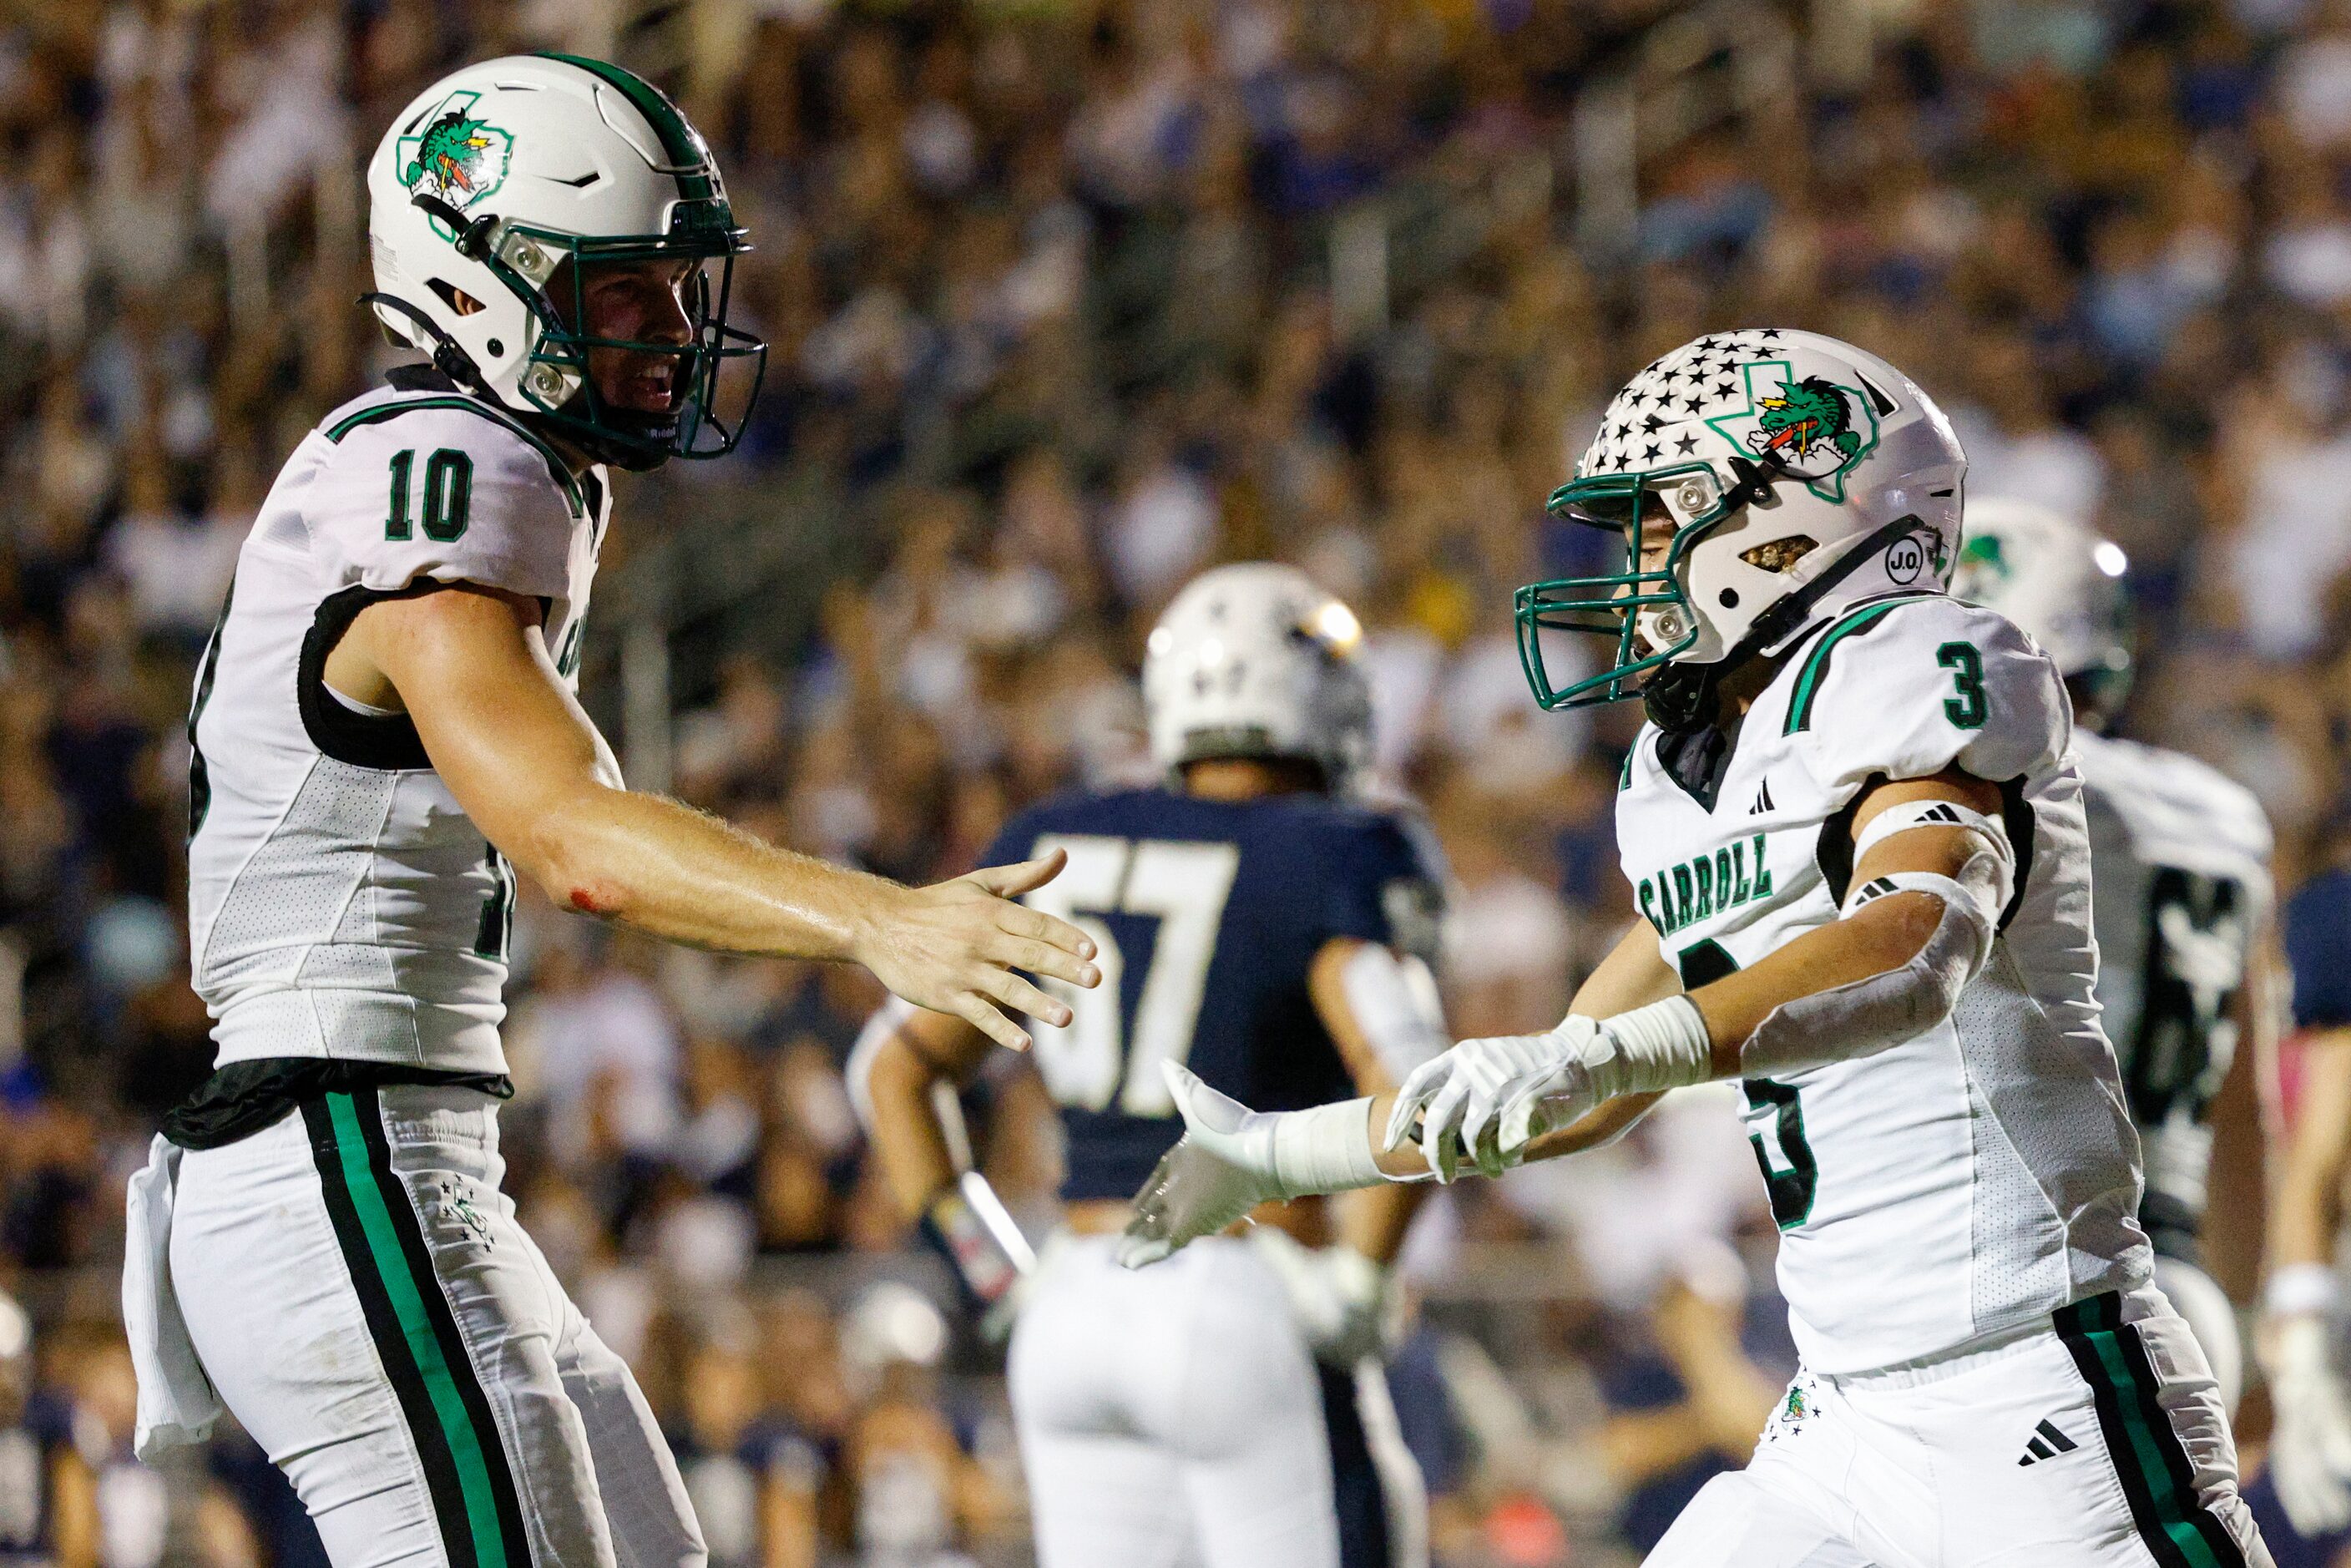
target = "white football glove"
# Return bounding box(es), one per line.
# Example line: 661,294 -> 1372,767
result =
1250,1228 -> 1395,1366
1116,1065 -> 1302,1270
1118,1065 -> 1388,1269
2263,1312 -> 2351,1534
1384,1017 -> 1614,1182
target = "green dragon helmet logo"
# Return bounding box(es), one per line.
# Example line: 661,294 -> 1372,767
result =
1757,377 -> 1860,464
397,92 -> 514,231
1704,360 -> 1884,502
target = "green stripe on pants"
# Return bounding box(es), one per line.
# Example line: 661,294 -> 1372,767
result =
326,1092 -> 513,1568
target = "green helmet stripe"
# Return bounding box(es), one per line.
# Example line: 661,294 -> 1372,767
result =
538,53 -> 715,201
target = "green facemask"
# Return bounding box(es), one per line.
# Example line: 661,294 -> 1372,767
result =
1516,461 -> 1748,711
481,53 -> 767,471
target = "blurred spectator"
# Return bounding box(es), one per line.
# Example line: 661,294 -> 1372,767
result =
4,3 -> 2349,1562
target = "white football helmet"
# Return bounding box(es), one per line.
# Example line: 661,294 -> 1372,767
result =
367,54 -> 766,470
1143,564 -> 1373,792
1951,496 -> 2133,722
1523,330 -> 1965,719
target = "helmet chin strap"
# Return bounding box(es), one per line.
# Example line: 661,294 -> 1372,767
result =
1643,510 -> 1926,736
356,289 -> 495,399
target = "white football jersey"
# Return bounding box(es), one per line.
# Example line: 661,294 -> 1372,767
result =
1616,591 -> 2148,1374
2074,731 -> 2272,1247
186,372 -> 609,1075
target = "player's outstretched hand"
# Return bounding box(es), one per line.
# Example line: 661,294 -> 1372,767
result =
857,849 -> 1100,1054
2265,1313 -> 2351,1533
1118,1063 -> 1290,1269
1383,1019 -> 1610,1181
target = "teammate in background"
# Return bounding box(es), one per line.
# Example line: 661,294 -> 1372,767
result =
2247,807 -> 2351,1541
861,564 -> 1449,1568
122,57 -> 1097,1568
0,1287 -> 93,1568
1952,498 -> 2276,1411
1121,331 -> 2273,1565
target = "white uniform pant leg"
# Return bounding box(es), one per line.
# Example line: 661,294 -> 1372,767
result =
1660,1290 -> 2270,1568
1889,1288 -> 2268,1567
1645,1472 -> 1883,1568
1010,1235 -> 1338,1568
172,1084 -> 700,1568
523,1227 -> 702,1568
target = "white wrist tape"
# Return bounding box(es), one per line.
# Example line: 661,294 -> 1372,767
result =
2268,1262 -> 2343,1318
1269,1097 -> 1393,1195
1741,854 -> 2004,1077
1339,943 -> 1450,1081
1591,995 -> 1713,1097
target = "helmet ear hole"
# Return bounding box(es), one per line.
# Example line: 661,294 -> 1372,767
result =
427,280 -> 488,316
1739,536 -> 1819,574
1718,589 -> 1740,609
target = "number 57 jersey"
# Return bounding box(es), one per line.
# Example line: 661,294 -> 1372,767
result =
1618,591 -> 2149,1375
982,786 -> 1446,1201
185,372 -> 608,1076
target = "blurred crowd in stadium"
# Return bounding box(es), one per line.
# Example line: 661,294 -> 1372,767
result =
4,0 -> 2351,1563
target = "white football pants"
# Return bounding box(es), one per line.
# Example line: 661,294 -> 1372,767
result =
167,1083 -> 701,1568
1009,1233 -> 1419,1568
1646,1287 -> 2269,1568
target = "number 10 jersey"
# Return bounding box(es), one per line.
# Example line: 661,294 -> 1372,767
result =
185,371 -> 608,1075
1615,590 -> 2149,1375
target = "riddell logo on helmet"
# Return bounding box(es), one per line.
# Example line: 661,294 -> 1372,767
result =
1703,361 -> 1886,503
397,92 -> 515,230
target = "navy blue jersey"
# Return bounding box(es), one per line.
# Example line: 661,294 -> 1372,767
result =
982,787 -> 1443,1201
2286,867 -> 2351,1031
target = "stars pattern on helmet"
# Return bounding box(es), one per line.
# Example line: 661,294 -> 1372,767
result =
1575,327 -> 1806,480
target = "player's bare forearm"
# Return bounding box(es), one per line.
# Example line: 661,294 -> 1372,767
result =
340,583 -> 1098,1048
867,1009 -> 993,1221
2271,1026 -> 2351,1271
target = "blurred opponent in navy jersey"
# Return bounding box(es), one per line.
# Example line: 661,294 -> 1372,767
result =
979,784 -> 1442,1202
859,564 -> 1450,1568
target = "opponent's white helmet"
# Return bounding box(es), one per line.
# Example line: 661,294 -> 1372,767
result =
1952,496 -> 2133,721
1143,564 -> 1373,792
1521,330 -> 1965,721
367,54 -> 765,470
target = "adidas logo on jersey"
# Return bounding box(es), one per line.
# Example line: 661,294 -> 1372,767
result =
1636,834 -> 1776,938
1749,778 -> 1777,815
2015,1418 -> 2078,1465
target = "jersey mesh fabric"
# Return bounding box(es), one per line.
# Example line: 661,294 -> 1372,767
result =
188,377 -> 606,1073
203,759 -> 397,987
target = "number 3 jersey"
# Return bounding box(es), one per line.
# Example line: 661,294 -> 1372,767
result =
982,787 -> 1446,1201
186,370 -> 608,1075
1616,590 -> 2149,1375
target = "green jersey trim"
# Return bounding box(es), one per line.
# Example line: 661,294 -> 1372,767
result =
326,395 -> 586,519
1782,593 -> 1942,736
